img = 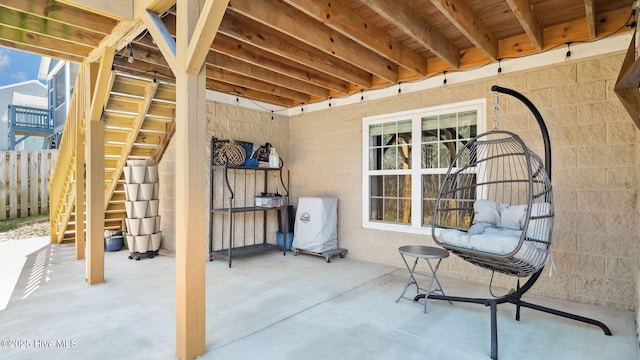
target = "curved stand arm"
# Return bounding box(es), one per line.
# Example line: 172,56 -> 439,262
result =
491,85 -> 551,178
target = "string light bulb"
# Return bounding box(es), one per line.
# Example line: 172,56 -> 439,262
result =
127,44 -> 134,64
565,42 -> 573,60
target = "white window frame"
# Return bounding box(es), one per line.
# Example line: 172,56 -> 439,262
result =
361,99 -> 486,234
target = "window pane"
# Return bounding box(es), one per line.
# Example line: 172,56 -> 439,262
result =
370,175 -> 383,196
456,142 -> 471,167
422,174 -> 440,199
423,199 -> 435,225
383,199 -> 398,222
421,116 -> 438,142
55,69 -> 66,108
439,113 -> 457,136
397,120 -> 412,143
439,142 -> 455,168
397,143 -> 411,169
459,110 -> 477,138
383,175 -> 397,197
369,147 -> 382,170
398,198 -> 411,224
369,124 -> 382,145
422,143 -> 437,168
398,174 -> 410,197
370,198 -> 383,221
422,174 -> 442,226
382,146 -> 396,169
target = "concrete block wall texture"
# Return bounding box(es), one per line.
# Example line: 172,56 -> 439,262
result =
157,101 -> 289,256
288,52 -> 639,310
156,51 -> 638,312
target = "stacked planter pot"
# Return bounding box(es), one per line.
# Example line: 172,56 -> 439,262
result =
123,159 -> 162,260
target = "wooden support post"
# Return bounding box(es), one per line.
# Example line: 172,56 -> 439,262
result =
174,0 -> 224,358
174,67 -> 207,360
75,67 -> 86,260
85,47 -> 114,285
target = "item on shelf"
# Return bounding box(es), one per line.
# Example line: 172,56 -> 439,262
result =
220,143 -> 246,165
269,147 -> 279,167
255,193 -> 282,207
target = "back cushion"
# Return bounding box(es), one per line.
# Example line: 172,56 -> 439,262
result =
498,204 -> 527,230
473,200 -> 502,226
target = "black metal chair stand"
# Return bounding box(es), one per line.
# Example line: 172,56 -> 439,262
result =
423,85 -> 611,360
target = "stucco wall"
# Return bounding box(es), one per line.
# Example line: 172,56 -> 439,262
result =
157,101 -> 289,255
289,52 -> 639,310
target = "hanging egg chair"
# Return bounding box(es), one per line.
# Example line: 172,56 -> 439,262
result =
432,130 -> 553,277
424,85 -> 611,360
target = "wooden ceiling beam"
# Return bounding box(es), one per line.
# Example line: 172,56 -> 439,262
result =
112,57 -> 175,83
505,0 -> 543,50
0,24 -> 93,58
58,0 -> 134,20
142,10 -> 177,72
429,0 -> 498,60
0,38 -> 84,63
228,0 -> 397,83
584,0 -> 597,40
184,0 -> 229,75
283,0 -> 427,76
0,0 -> 118,35
86,19 -> 147,63
0,6 -> 105,48
359,0 -> 460,69
206,78 -> 297,107
219,11 -> 373,88
162,12 -> 358,93
206,64 -> 311,103
211,34 -> 335,96
207,51 -> 326,99
130,42 -> 172,68
498,8 -> 631,58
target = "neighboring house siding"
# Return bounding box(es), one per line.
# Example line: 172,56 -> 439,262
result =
0,81 -> 47,150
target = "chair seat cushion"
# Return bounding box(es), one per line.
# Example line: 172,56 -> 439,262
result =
440,227 -> 522,255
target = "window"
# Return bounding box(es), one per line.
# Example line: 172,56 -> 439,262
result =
362,99 -> 486,234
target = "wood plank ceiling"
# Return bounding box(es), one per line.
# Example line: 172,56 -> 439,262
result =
0,0 -> 635,108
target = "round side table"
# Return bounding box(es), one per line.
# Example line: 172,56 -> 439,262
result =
396,245 -> 450,313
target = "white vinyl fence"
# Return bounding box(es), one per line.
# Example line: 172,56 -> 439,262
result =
0,150 -> 57,220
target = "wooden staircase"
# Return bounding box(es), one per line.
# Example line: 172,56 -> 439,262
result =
50,71 -> 176,244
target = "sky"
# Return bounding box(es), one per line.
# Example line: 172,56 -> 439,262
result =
0,49 -> 43,87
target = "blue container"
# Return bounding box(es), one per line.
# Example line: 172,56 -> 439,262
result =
276,232 -> 293,251
105,235 -> 123,252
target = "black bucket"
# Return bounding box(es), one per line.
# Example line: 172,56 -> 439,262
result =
278,205 -> 295,233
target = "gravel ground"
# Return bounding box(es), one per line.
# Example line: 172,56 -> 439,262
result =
0,220 -> 50,241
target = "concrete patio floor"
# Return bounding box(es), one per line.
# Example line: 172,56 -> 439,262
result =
0,237 -> 638,360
